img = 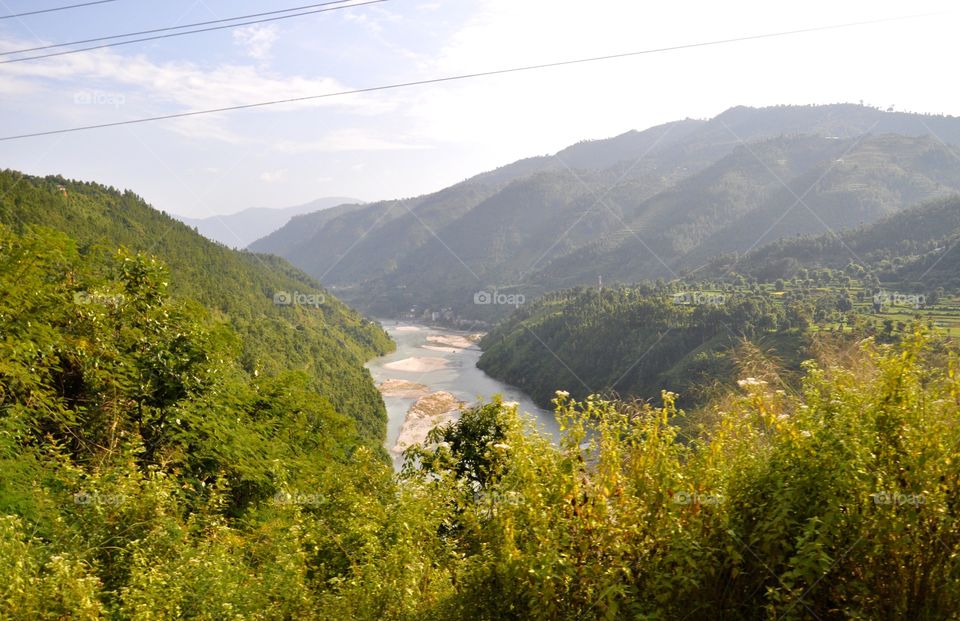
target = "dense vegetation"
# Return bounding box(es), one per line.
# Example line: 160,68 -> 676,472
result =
478,284 -> 810,409
0,223 -> 401,617
252,105 -> 960,323
477,187 -> 960,409
4,229 -> 959,619
0,171 -> 392,441
722,194 -> 960,291
4,133 -> 960,617
402,331 -> 960,619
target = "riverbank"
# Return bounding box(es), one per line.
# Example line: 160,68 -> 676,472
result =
365,320 -> 560,468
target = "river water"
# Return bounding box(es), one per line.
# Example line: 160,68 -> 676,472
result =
365,320 -> 560,465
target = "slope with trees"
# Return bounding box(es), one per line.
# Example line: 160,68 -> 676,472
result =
0,170 -> 392,441
477,284 -> 804,410
4,247 -> 959,620
251,105 -> 960,323
716,194 -> 960,290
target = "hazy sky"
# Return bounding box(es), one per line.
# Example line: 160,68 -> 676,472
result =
0,0 -> 957,217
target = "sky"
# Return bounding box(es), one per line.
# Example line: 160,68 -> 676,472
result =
0,0 -> 957,217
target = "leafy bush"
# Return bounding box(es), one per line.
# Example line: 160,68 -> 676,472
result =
2,217 -> 959,619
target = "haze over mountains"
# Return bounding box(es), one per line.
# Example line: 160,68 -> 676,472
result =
175,196 -> 362,248
251,104 -> 960,322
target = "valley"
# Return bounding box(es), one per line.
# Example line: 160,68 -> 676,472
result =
6,1 -> 960,616
5,101 -> 960,621
252,105 -> 960,325
365,321 -> 557,467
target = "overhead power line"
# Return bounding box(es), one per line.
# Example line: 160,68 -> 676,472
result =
0,14 -> 934,143
0,0 -> 118,20
1,0 -> 357,56
0,0 -> 387,64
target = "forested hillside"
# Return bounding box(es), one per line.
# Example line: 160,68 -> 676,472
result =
251,105 -> 960,323
0,171 -> 392,441
4,242 -> 959,619
720,194 -> 960,291
2,175 -> 959,620
476,189 -> 960,414
478,285 -> 807,409
526,133 -> 960,288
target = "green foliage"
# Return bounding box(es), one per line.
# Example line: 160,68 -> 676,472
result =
0,170 -> 392,442
0,222 -> 406,618
410,399 -> 512,490
399,330 -> 960,619
2,231 -> 959,619
478,285 -> 798,409
0,515 -> 104,619
719,194 -> 960,292
4,167 -> 960,618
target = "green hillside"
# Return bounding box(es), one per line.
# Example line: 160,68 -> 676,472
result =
717,194 -> 960,290
0,170 -> 392,441
3,172 -> 960,619
477,285 -> 808,410
250,105 -> 960,324
530,134 -> 960,287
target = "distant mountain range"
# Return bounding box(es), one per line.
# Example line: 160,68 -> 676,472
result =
175,196 -> 362,248
249,104 -> 960,321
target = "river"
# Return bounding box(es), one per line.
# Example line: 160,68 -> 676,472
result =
366,320 -> 560,467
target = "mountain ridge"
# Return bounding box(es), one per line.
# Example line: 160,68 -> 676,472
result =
250,104 -> 960,322
176,196 -> 363,248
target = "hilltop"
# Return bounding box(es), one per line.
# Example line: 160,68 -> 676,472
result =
251,104 -> 960,323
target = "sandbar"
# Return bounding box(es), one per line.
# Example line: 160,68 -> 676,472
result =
392,391 -> 465,453
378,379 -> 431,398
383,356 -> 449,373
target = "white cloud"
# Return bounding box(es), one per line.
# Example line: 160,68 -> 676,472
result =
342,11 -> 384,35
341,6 -> 401,35
2,0 -> 958,216
273,128 -> 432,153
260,169 -> 287,183
232,25 -> 279,61
0,37 -> 391,143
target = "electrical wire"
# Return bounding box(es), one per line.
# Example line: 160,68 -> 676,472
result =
0,0 -> 118,20
1,0 -> 357,56
0,0 -> 387,64
0,14 -> 934,143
